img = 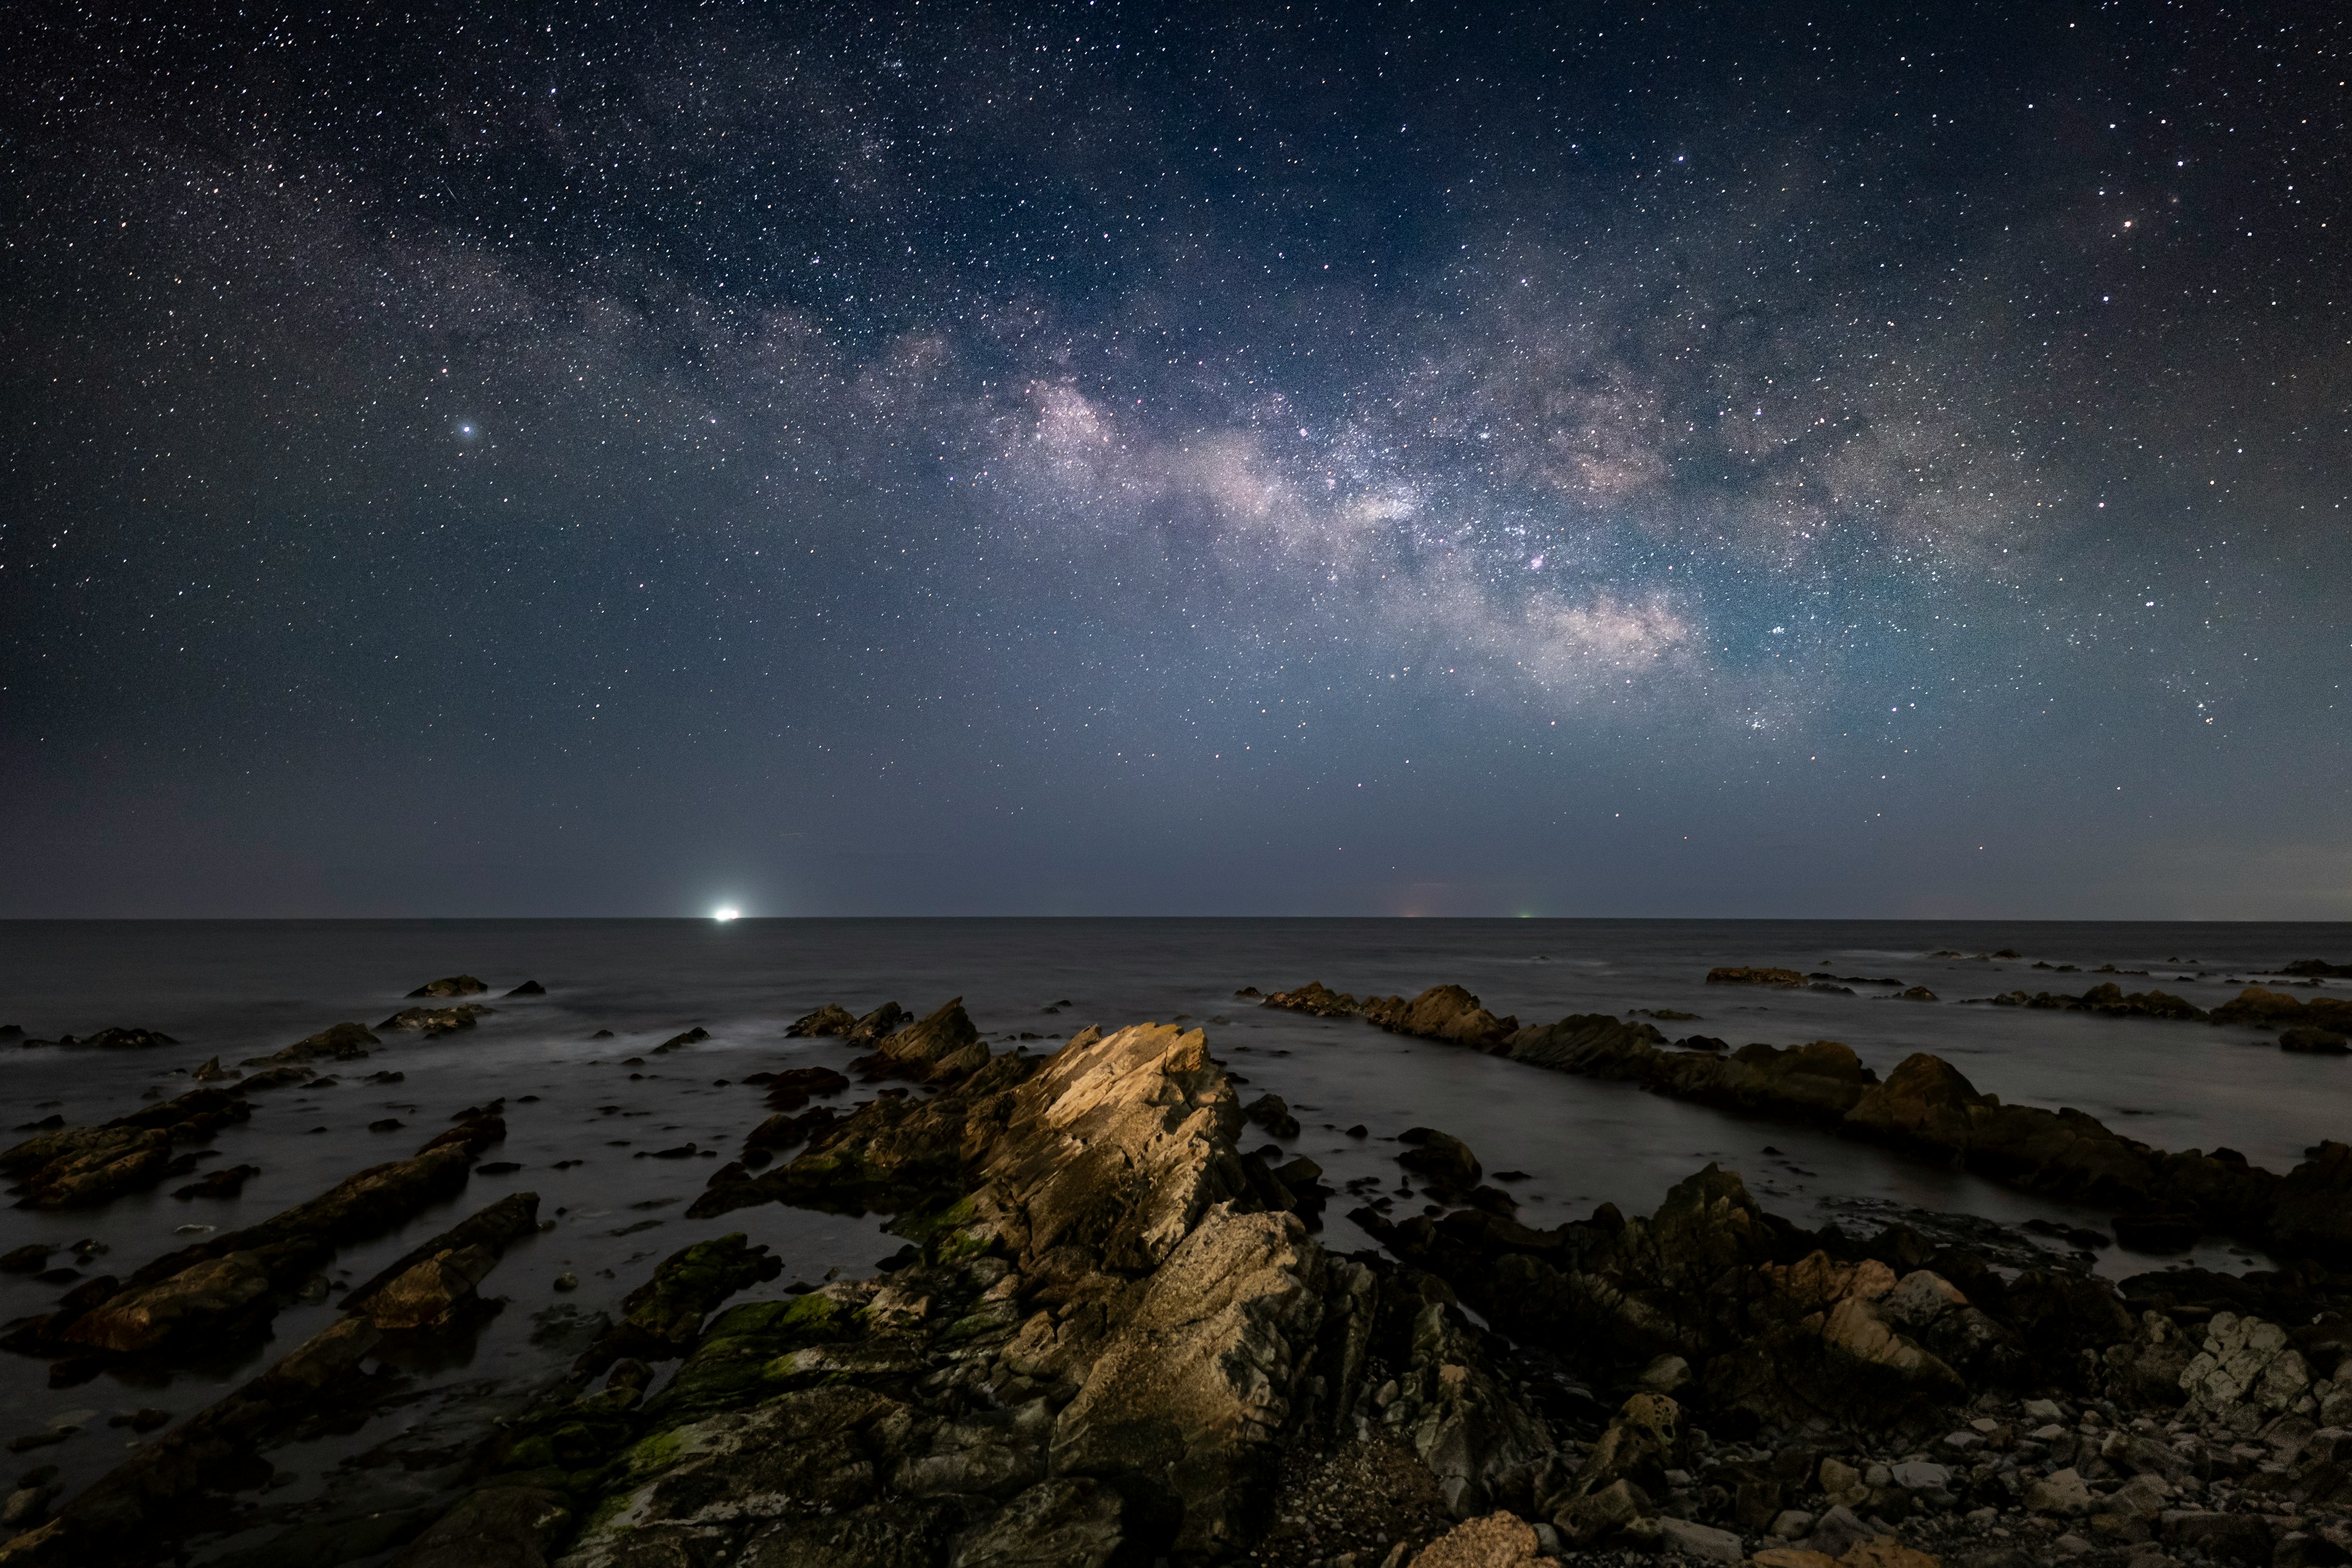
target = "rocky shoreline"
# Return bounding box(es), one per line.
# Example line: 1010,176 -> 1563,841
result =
6,961 -> 2352,1568
1261,983 -> 2352,1261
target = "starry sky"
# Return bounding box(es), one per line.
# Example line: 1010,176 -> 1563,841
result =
2,1 -> 2347,919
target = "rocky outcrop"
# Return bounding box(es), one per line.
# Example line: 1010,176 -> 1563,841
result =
1308,974 -> 2352,1263
400,1019 -> 1551,1568
1361,986 -> 1520,1052
1,1087 -> 252,1210
0,1193 -> 536,1568
2,1109 -> 507,1371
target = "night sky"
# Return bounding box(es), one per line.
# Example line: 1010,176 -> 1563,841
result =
2,1 -> 2346,918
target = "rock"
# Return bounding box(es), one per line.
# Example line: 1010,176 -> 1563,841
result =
1243,1093 -> 1302,1140
870,998 -> 990,1080
1706,967 -> 1810,988
2026,1467 -> 2095,1515
2282,1028 -> 2351,1055
1262,981 -> 1360,1017
1554,1477 -> 1653,1546
1411,1510 -> 1544,1567
1396,1129 -> 1482,1191
1897,987 -> 1940,1002
190,1056 -> 238,1082
1842,1542 -> 1944,1568
377,1004 -> 491,1036
407,974 -> 488,998
1362,987 -> 1520,1052
243,1021 -> 379,1067
505,980 -> 546,997
2163,1509 -> 2275,1564
1802,1504 -> 1872,1558
946,1478 -> 1123,1567
391,1483 -> 573,1568
573,1234 -> 784,1373
1890,1460 -> 1951,1491
1655,1517 -> 1744,1562
0,1195 -> 530,1567
172,1163 -> 259,1200
652,1025 -> 710,1054
1770,1510 -> 1817,1540
2180,1312 -> 2313,1430
57,1027 -> 180,1050
1753,1551 -> 1839,1568
755,1066 -> 852,1111
19,1115 -> 502,1362
787,1003 -> 860,1037
1636,1354 -> 1691,1393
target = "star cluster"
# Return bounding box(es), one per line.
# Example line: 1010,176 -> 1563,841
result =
1,1 -> 2346,916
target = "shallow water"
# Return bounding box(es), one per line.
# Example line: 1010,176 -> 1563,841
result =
2,917 -> 2347,1559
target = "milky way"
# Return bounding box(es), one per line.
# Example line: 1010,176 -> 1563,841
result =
2,2 -> 2346,916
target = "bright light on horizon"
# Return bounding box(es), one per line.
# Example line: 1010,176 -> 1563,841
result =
713,907 -> 741,922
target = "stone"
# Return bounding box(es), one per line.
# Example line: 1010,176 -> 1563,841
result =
1555,1478 -> 1652,1546
1890,1460 -> 1952,1492
1754,1552 -> 1840,1568
1410,1510 -> 1544,1567
2181,1313 -> 2313,1430
2026,1468 -> 2095,1515
1396,1129 -> 1482,1190
1654,1517 -> 1744,1562
2281,1028 -> 2351,1055
1803,1504 -> 1872,1559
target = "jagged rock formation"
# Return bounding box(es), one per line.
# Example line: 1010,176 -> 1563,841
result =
396,1017 -> 1554,1567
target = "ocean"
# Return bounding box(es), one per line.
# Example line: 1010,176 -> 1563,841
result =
3,917 -> 2348,1562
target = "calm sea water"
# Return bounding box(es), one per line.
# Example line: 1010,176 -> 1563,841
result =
2,918 -> 2348,1561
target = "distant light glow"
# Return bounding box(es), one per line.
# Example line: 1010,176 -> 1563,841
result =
713,907 -> 741,922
